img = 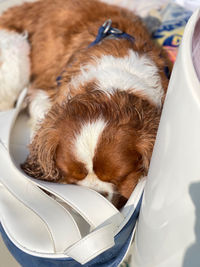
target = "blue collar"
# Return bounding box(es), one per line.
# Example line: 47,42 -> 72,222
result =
56,20 -> 170,86
89,19 -> 135,47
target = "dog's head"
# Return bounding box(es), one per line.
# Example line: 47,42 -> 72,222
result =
22,90 -> 160,206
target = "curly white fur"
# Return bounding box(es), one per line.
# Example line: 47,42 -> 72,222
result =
0,30 -> 30,110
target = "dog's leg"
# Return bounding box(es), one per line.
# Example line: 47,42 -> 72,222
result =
0,30 -> 30,110
0,1 -> 45,110
0,1 -> 40,110
28,89 -> 52,139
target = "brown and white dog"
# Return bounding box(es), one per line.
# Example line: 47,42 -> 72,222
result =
0,0 -> 169,205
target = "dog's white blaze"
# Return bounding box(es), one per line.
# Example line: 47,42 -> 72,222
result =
70,50 -> 163,106
77,173 -> 114,201
29,90 -> 52,138
74,119 -> 106,173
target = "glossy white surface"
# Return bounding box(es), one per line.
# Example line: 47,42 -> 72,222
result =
132,9 -> 200,267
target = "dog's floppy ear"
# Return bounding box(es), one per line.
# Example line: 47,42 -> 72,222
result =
21,109 -> 62,181
22,127 -> 61,181
136,134 -> 155,174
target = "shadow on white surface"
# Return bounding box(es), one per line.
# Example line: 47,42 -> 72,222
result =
0,235 -> 20,267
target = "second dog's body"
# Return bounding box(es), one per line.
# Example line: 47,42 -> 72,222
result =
0,0 -> 169,205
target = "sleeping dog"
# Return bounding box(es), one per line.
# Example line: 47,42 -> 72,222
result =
0,0 -> 169,206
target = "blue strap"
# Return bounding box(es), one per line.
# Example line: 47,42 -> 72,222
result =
56,19 -> 170,86
56,75 -> 62,86
89,25 -> 107,47
89,19 -> 135,47
56,20 -> 135,86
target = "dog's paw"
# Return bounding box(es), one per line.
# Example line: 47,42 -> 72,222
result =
0,30 -> 30,111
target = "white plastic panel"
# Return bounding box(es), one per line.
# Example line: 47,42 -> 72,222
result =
132,9 -> 200,267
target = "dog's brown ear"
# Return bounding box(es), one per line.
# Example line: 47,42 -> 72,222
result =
136,134 -> 155,174
21,126 -> 61,181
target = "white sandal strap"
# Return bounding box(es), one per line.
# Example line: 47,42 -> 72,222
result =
0,184 -> 58,254
65,223 -> 115,265
35,181 -> 124,230
0,146 -> 81,253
